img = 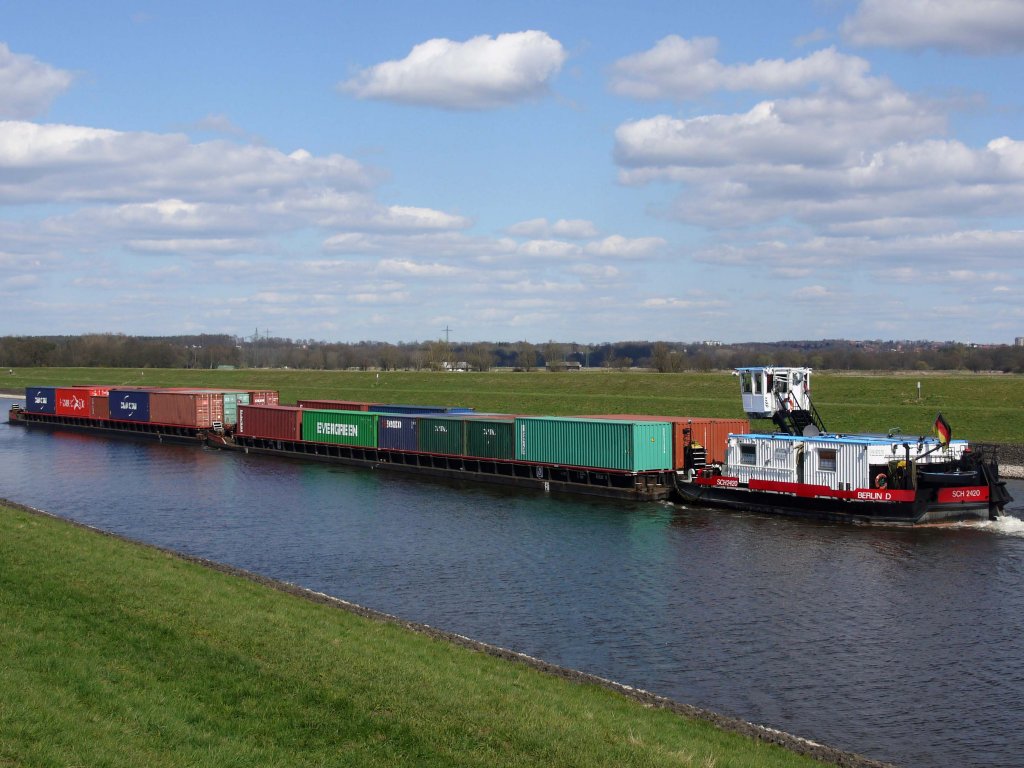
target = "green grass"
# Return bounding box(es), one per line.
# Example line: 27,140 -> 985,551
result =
4,366 -> 1022,443
0,504 -> 832,767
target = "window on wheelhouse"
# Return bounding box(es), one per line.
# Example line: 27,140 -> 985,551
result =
818,448 -> 837,472
740,371 -> 753,394
740,444 -> 757,465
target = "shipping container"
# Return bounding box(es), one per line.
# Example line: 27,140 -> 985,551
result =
515,417 -> 673,472
25,387 -> 56,414
237,404 -> 304,441
417,415 -> 466,455
301,409 -> 378,447
582,415 -> 749,467
247,390 -> 280,406
369,404 -> 473,415
149,391 -> 224,428
377,413 -> 419,451
297,399 -> 375,411
54,388 -> 92,417
463,416 -> 516,459
221,392 -> 251,425
109,390 -> 151,422
90,396 -> 110,420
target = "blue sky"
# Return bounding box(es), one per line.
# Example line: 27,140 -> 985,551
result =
2,0 -> 1024,344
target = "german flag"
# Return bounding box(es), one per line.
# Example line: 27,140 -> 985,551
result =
934,412 -> 952,446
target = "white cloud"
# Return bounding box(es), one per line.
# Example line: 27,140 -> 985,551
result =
610,37 -> 888,101
583,235 -> 666,259
506,217 -> 599,238
0,43 -> 74,119
340,31 -> 566,110
0,121 -> 373,204
842,0 -> 1024,53
516,239 -> 582,259
126,238 -> 261,254
376,258 -> 464,277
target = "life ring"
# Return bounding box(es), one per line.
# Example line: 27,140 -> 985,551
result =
875,473 -> 888,489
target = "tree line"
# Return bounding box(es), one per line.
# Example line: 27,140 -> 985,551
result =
2,334 -> 1023,373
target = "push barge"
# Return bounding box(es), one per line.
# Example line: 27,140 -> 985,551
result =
7,369 -> 1013,523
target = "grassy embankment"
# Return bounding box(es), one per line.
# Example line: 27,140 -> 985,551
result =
0,503 -> 837,768
4,366 -> 1023,443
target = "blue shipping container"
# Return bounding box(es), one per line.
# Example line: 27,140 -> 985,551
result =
25,386 -> 56,414
369,404 -> 448,415
109,390 -> 151,422
377,414 -> 419,450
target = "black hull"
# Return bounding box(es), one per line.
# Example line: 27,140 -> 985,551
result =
673,480 -> 994,525
216,435 -> 673,502
8,410 -> 206,446
8,409 -> 672,503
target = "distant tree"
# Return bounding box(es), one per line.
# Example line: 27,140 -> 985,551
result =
515,341 -> 537,371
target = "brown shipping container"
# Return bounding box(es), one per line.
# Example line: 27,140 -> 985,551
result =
149,391 -> 224,427
90,396 -> 110,420
581,415 -> 749,467
236,404 -> 304,441
248,390 -> 280,406
296,399 -> 376,411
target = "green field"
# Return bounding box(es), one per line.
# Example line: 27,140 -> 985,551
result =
5,366 -> 1022,443
1,503 -> 835,768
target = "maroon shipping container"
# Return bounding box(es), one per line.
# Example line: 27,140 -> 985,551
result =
236,404 -> 304,441
296,399 -> 376,411
247,390 -> 280,406
581,415 -> 749,467
148,391 -> 225,427
90,395 -> 110,420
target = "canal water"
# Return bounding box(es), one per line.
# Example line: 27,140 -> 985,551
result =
2,402 -> 1022,768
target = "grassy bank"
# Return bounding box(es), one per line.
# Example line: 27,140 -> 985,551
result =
0,503 -> 844,768
4,366 -> 1022,443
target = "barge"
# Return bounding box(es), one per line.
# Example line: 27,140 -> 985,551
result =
8,370 -> 1013,522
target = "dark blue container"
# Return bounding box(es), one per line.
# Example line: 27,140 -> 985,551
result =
25,387 -> 56,414
444,407 -> 476,414
369,404 -> 447,415
109,390 -> 151,422
377,414 -> 419,450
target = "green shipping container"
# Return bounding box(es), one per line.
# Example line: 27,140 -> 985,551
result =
301,409 -> 378,447
514,417 -> 672,471
417,415 -> 465,455
464,417 -> 515,459
222,391 -> 251,425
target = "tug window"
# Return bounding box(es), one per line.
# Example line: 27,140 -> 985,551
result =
818,449 -> 837,472
740,372 -> 753,394
740,444 -> 757,465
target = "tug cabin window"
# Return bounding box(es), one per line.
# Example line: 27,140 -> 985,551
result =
740,444 -> 757,466
818,448 -> 837,472
740,371 -> 753,395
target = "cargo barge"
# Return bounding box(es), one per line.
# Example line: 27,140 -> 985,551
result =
8,370 -> 1013,522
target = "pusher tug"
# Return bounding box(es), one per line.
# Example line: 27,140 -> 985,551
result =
672,367 -> 1012,524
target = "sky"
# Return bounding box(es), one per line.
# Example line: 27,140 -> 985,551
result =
2,0 -> 1024,345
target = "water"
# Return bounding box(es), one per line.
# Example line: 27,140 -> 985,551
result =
2,402 -> 1023,768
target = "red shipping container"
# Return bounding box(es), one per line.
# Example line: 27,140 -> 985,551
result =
71,386 -> 113,397
236,404 -> 304,441
148,391 -> 225,427
247,390 -> 280,406
90,396 -> 110,420
54,388 -> 92,417
581,415 -> 749,467
296,399 -> 376,411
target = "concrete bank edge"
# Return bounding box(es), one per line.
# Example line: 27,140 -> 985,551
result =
3,497 -> 894,768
